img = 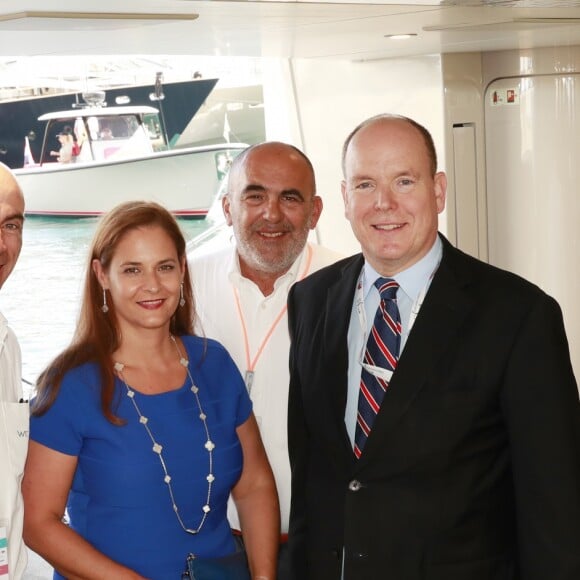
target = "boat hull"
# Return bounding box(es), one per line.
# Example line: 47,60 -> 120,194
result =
14,143 -> 246,218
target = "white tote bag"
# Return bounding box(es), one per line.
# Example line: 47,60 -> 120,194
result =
0,401 -> 29,580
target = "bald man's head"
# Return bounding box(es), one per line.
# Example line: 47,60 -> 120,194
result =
0,163 -> 25,288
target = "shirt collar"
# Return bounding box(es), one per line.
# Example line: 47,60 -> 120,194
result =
362,235 -> 443,302
228,244 -> 311,291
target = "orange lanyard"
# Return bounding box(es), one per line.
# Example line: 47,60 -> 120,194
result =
232,245 -> 313,390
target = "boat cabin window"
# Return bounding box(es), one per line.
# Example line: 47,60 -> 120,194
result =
87,115 -> 140,141
86,114 -> 155,161
40,111 -> 166,164
143,113 -> 167,151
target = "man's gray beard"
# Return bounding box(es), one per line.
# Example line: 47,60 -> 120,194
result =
237,232 -> 308,277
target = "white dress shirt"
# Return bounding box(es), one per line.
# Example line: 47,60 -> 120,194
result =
189,241 -> 343,533
344,237 -> 443,446
0,310 -> 28,579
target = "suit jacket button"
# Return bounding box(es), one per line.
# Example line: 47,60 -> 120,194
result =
348,479 -> 362,491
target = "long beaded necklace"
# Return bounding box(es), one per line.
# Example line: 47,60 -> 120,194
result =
114,335 -> 215,535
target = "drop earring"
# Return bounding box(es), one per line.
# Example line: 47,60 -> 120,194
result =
179,282 -> 185,308
101,288 -> 109,313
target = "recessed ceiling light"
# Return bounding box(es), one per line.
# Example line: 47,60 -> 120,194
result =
384,33 -> 417,40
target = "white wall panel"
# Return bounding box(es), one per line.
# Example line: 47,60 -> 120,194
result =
452,123 -> 480,258
261,56 -> 446,256
442,52 -> 488,261
485,70 -> 580,379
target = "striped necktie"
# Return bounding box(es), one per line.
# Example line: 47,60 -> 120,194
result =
354,277 -> 401,458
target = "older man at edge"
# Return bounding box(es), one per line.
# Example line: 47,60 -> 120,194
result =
0,162 -> 27,580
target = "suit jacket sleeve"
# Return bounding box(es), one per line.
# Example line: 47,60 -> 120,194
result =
500,292 -> 580,579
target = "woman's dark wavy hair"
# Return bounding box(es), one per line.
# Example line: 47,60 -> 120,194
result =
32,201 -> 195,424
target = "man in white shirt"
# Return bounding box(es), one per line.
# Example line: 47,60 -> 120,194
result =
188,142 -> 342,579
0,162 -> 27,580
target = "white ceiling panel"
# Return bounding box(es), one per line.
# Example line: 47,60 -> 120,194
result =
0,1 -> 579,61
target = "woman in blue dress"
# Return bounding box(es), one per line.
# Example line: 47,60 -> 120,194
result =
22,201 -> 280,579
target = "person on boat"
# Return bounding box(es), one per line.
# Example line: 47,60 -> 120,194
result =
22,201 -> 279,579
99,126 -> 113,140
49,126 -> 75,163
0,162 -> 28,580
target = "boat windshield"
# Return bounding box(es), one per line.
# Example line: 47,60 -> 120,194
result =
41,111 -> 166,165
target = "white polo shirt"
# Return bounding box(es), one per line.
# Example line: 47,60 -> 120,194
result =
189,241 -> 343,532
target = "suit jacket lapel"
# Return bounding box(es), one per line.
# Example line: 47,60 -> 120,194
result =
323,255 -> 364,463
359,239 -> 477,463
324,255 -> 364,362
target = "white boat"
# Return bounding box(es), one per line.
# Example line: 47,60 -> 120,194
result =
14,100 -> 247,218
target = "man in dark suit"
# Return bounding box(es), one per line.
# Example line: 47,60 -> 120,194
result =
287,114 -> 580,580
